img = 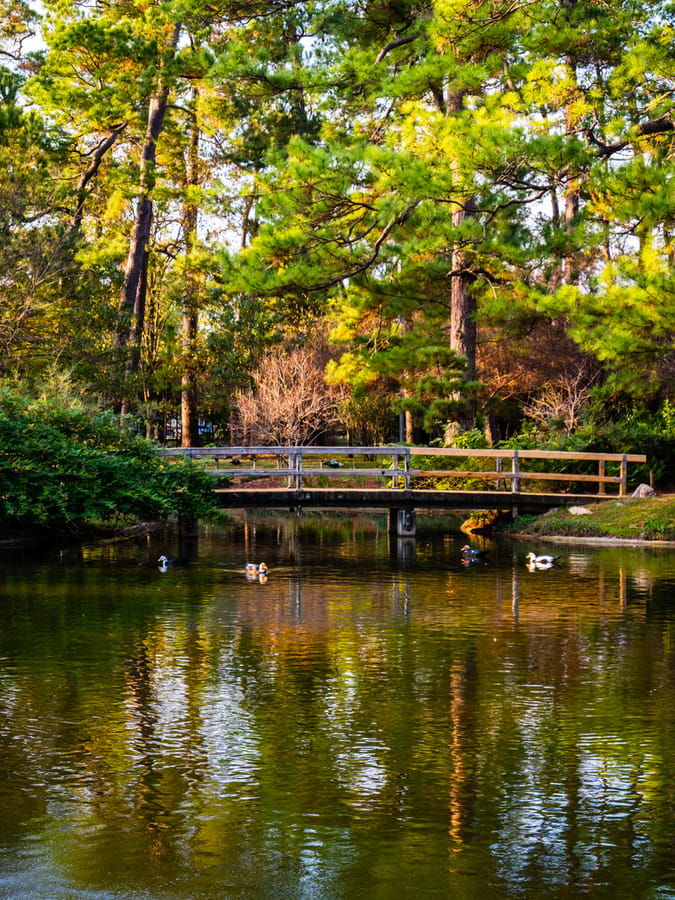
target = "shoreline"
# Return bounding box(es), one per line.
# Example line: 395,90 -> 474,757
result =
510,532 -> 675,549
504,494 -> 675,548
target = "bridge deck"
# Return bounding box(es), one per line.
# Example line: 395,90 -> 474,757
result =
215,487 -> 601,514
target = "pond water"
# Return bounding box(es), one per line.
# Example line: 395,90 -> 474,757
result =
1,513 -> 674,900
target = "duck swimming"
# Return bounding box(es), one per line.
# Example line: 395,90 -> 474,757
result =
245,562 -> 268,575
158,554 -> 191,571
526,552 -> 561,569
461,545 -> 490,558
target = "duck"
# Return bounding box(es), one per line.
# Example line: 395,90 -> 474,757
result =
158,554 -> 191,572
525,552 -> 561,569
245,562 -> 268,576
461,545 -> 490,558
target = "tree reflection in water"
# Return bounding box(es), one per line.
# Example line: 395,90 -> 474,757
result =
0,518 -> 673,899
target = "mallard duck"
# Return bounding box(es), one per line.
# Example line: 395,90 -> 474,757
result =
525,552 -> 561,569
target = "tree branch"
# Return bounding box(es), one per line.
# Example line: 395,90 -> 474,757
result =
376,33 -> 422,63
588,110 -> 674,158
66,122 -> 128,242
299,202 -> 420,293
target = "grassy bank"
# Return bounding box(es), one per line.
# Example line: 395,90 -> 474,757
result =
510,495 -> 675,542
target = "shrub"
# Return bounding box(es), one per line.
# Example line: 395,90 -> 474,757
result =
0,387 -> 216,535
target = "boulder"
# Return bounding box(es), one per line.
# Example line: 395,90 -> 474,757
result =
632,483 -> 656,498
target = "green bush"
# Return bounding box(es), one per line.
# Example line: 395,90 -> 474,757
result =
498,401 -> 675,490
411,430 -> 495,489
0,387 -> 217,535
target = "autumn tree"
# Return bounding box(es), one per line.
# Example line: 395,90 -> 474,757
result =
233,343 -> 345,446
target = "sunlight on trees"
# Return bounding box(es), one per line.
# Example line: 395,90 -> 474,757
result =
0,0 -> 671,457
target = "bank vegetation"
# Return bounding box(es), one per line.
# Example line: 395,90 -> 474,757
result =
511,496 -> 675,543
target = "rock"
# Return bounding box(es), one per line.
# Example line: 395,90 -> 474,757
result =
632,483 -> 656,498
460,509 -> 507,534
569,506 -> 592,516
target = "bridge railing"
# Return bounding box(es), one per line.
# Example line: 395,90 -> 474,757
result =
160,445 -> 647,497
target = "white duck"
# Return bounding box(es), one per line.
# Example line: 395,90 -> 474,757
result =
158,554 -> 191,572
526,552 -> 561,570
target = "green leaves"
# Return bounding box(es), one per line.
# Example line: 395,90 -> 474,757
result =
0,0 -> 672,442
0,386 -> 216,535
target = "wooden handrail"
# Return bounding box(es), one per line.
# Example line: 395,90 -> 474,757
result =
161,445 -> 646,462
159,445 -> 647,498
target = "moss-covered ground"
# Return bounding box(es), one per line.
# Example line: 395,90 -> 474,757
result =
510,495 -> 675,542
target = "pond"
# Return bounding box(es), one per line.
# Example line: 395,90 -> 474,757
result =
1,513 -> 674,900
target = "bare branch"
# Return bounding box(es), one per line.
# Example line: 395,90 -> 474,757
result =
234,344 -> 345,445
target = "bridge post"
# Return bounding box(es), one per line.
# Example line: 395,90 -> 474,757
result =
389,507 -> 416,537
289,448 -> 302,490
511,450 -> 520,494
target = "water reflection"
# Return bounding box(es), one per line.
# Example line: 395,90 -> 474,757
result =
0,516 -> 674,899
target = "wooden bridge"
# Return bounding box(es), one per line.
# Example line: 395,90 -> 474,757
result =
161,445 -> 647,536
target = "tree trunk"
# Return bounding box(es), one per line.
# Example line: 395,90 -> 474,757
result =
561,0 -> 580,285
181,88 -> 201,448
449,232 -> 477,432
180,310 -> 199,447
446,88 -> 477,432
116,94 -> 170,353
115,24 -> 180,415
450,222 -> 477,384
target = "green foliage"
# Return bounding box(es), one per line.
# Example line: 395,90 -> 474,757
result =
338,389 -> 396,445
574,402 -> 675,488
499,400 -> 675,489
446,428 -> 489,450
0,385 -> 216,535
0,0 -> 673,447
642,515 -> 675,541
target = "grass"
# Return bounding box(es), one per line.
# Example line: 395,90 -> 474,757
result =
511,495 -> 675,541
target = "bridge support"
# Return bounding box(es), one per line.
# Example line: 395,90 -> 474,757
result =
389,507 -> 416,538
